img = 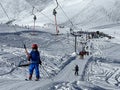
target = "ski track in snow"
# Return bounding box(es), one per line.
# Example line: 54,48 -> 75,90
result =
0,33 -> 120,90
0,57 -> 89,90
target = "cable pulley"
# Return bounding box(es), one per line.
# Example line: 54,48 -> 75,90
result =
33,15 -> 37,21
53,9 -> 57,16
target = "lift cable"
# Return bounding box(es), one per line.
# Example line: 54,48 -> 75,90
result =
30,5 -> 54,23
0,2 -> 28,52
0,3 -> 10,20
58,2 -> 81,30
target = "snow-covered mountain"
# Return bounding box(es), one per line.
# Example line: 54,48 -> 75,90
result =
1,0 -> 120,28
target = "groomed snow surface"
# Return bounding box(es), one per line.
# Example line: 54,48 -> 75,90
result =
0,24 -> 120,90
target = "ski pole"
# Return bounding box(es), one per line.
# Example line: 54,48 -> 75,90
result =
24,44 -> 30,57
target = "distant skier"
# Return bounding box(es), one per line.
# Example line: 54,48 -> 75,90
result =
75,65 -> 79,76
25,44 -> 42,81
79,51 -> 84,59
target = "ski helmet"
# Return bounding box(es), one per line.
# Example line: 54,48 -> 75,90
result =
32,44 -> 38,49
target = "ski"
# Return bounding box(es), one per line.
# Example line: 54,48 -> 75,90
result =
25,79 -> 39,81
25,79 -> 33,81
25,79 -> 30,81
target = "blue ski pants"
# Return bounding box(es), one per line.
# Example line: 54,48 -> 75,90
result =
29,63 -> 40,79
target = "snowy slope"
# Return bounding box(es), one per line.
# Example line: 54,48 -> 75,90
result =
1,0 -> 120,90
0,23 -> 120,90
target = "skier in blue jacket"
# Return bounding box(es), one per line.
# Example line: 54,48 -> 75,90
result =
26,44 -> 42,81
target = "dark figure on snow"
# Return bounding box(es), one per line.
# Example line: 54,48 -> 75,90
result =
79,51 -> 84,59
75,65 -> 79,76
26,44 -> 42,81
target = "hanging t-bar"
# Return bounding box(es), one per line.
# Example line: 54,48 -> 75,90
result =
53,0 -> 59,35
33,15 -> 37,21
33,15 -> 37,31
53,9 -> 57,16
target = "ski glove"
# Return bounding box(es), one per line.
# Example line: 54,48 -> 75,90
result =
39,60 -> 42,65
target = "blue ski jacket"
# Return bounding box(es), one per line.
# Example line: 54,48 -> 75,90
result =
29,50 -> 41,64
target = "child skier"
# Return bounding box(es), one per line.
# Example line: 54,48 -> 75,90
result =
75,65 -> 79,76
25,44 -> 42,81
